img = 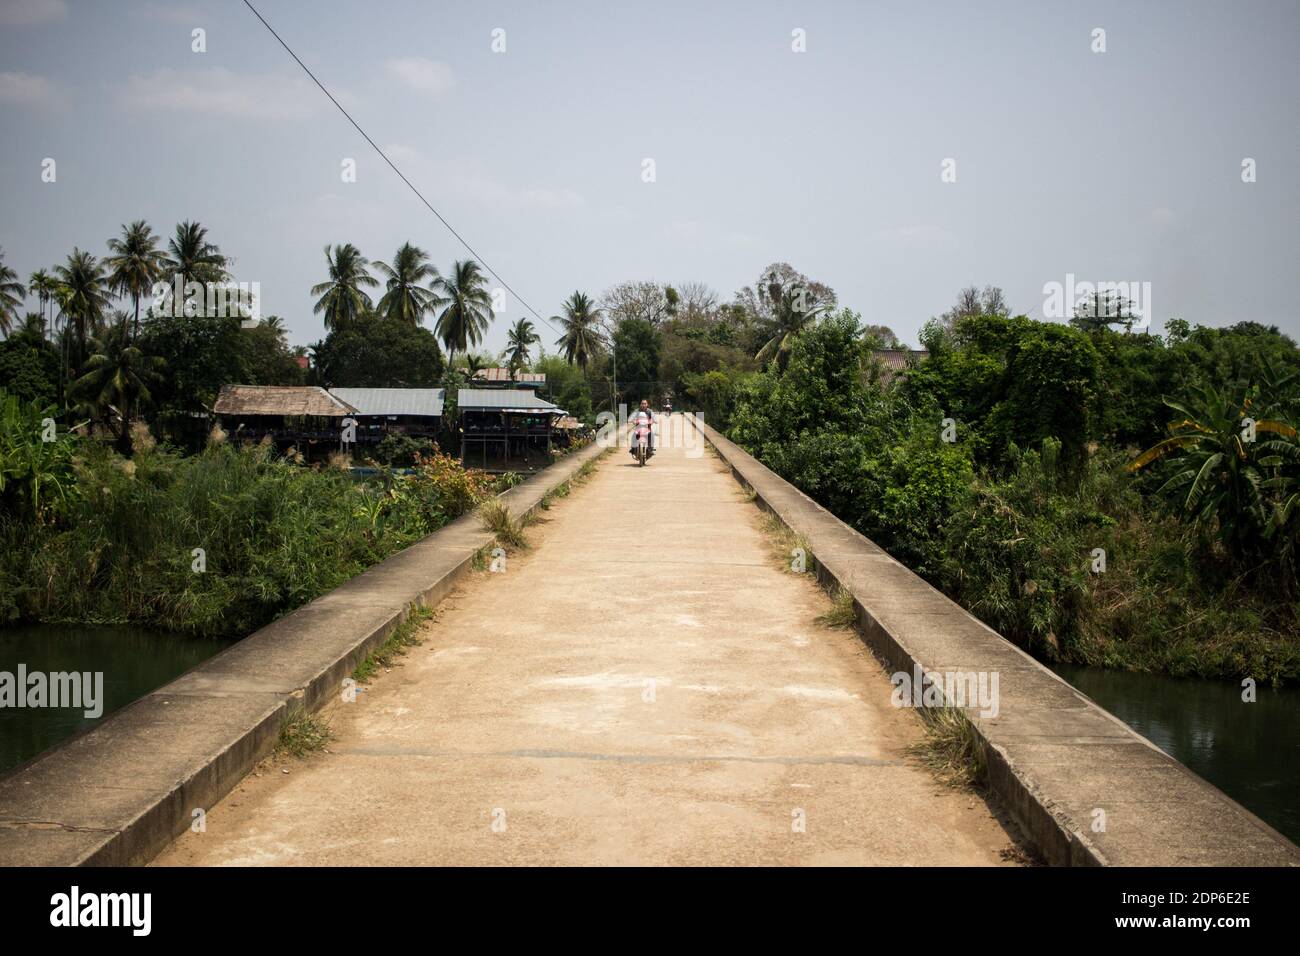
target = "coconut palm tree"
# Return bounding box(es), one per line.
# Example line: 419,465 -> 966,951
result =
261,314 -> 289,345
754,284 -> 831,368
375,242 -> 438,325
105,220 -> 164,342
462,353 -> 490,377
72,315 -> 164,454
312,243 -> 377,330
553,291 -> 602,369
0,249 -> 27,337
431,259 -> 493,366
27,268 -> 55,335
53,248 -> 111,368
161,220 -> 228,317
18,312 -> 46,339
505,318 -> 539,375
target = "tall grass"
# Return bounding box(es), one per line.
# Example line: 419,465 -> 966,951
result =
0,439 -> 491,637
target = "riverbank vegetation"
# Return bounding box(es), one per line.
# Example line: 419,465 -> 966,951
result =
3,231 -> 1296,681
718,306 -> 1300,684
0,408 -> 492,637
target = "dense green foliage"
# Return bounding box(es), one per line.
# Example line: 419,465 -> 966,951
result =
309,310 -> 445,387
724,310 -> 1300,684
0,408 -> 491,637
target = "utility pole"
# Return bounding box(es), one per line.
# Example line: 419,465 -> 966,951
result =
603,315 -> 617,417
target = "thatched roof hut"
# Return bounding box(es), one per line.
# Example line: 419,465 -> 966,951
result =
213,385 -> 357,418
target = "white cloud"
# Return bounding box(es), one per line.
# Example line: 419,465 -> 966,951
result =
0,71 -> 56,107
0,0 -> 67,26
120,68 -> 324,120
385,58 -> 456,96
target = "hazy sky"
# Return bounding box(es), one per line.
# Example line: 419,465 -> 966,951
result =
2,0 -> 1297,353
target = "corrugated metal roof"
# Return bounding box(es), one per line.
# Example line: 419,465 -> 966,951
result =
328,388 -> 445,417
456,388 -> 561,413
872,349 -> 929,371
471,367 -> 546,385
214,385 -> 356,417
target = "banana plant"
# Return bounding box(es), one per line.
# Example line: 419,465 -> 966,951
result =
1130,382 -> 1297,556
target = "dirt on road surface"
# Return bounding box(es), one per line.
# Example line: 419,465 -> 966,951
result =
156,420 -> 1025,866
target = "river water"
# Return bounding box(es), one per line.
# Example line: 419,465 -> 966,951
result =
1051,662 -> 1300,845
0,624 -> 233,778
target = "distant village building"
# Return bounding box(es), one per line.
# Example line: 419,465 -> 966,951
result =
471,367 -> 546,389
457,387 -> 563,470
870,349 -> 929,383
327,387 -> 445,443
213,385 -> 357,460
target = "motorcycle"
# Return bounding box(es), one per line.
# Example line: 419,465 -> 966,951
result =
631,421 -> 653,466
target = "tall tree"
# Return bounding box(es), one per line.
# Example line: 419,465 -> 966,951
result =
754,284 -> 832,368
161,221 -> 228,317
53,248 -> 111,369
553,291 -> 603,369
601,280 -> 673,327
311,243 -> 377,330
105,220 -> 164,342
0,249 -> 26,337
72,315 -> 164,454
431,259 -> 493,365
935,284 -> 1010,331
505,318 -> 539,374
374,242 -> 439,325
27,267 -> 55,335
735,262 -> 836,326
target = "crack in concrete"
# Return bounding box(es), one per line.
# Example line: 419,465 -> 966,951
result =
0,819 -> 118,833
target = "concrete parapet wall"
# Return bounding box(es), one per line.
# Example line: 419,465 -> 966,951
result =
697,420 -> 1298,866
0,442 -> 607,867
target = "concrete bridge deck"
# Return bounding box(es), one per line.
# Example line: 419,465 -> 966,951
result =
155,428 -> 1022,865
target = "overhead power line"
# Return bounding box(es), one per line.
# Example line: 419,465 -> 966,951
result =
241,0 -> 561,339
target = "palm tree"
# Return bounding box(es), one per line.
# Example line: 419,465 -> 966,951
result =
553,291 -> 602,369
27,268 -> 55,335
72,316 -> 164,454
505,318 -> 539,375
0,249 -> 27,337
1129,383 -> 1297,556
431,259 -> 493,365
161,221 -> 228,317
462,353 -> 491,377
312,243 -> 377,329
261,314 -> 289,346
105,221 -> 164,342
18,312 -> 46,339
53,248 -> 111,368
755,285 -> 831,368
375,242 -> 438,325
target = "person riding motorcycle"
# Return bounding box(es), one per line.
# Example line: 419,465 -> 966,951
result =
630,399 -> 655,458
